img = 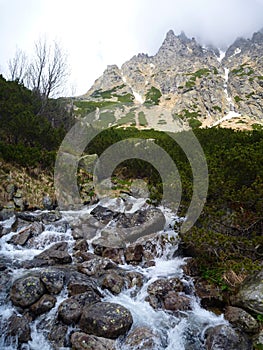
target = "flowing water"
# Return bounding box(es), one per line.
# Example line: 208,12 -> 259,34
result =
0,196 -> 226,349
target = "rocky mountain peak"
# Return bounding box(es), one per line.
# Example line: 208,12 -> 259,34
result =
79,28 -> 263,132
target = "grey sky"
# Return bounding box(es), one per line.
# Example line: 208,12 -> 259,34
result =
0,0 -> 263,95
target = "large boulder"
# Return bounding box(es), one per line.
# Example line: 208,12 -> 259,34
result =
10,275 -> 45,307
205,324 -> 252,350
224,306 -> 259,334
32,242 -> 72,266
233,269 -> 263,314
7,314 -> 31,343
117,208 -> 166,243
67,272 -> 100,297
71,332 -> 116,350
79,302 -> 133,339
58,291 -> 101,325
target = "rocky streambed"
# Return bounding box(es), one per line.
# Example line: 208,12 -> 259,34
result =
0,195 -> 262,349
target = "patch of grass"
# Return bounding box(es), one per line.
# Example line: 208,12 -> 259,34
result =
158,119 -> 167,125
114,93 -> 134,103
234,95 -> 242,103
138,111 -> 148,126
189,118 -> 202,129
99,111 -> 116,126
117,112 -> 136,125
144,86 -> 162,105
213,105 -> 222,112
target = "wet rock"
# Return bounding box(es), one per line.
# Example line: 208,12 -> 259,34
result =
9,225 -> 32,246
67,272 -> 101,297
124,244 -> 143,264
205,324 -> 252,350
70,214 -> 102,240
78,256 -> 117,277
10,219 -> 44,246
10,275 -> 45,307
0,208 -> 15,221
101,247 -> 124,264
74,239 -> 89,252
79,302 -> 133,339
16,212 -> 41,222
40,210 -> 62,223
146,278 -> 189,311
90,205 -> 119,223
233,269 -> 263,314
40,269 -> 65,294
118,208 -> 166,243
163,291 -> 191,311
0,222 -> 12,237
101,271 -> 125,294
125,271 -> 144,289
48,322 -> 68,349
58,291 -> 101,325
147,278 -> 184,296
35,241 -> 72,265
71,332 -> 116,350
12,218 -> 33,232
7,314 -> 31,343
30,294 -> 56,315
224,306 -> 259,334
92,229 -> 126,252
124,326 -> 158,349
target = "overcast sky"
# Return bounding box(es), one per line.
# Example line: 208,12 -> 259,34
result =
1,0 -> 263,96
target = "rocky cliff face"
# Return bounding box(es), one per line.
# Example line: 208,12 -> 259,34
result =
77,29 -> 263,131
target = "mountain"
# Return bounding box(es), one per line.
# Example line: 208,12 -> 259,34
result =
75,29 -> 263,131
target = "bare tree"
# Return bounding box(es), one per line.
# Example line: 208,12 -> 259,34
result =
27,38 -> 69,98
8,48 -> 28,83
9,38 -> 69,98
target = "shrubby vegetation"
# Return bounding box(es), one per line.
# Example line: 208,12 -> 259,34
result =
0,75 -> 71,168
86,126 -> 263,287
0,75 -> 262,287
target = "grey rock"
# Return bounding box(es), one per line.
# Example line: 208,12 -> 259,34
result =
10,275 -> 45,307
224,306 -> 259,334
7,314 -> 31,343
70,332 -> 116,350
40,270 -> 65,294
124,326 -> 159,349
79,302 -> 133,339
205,324 -> 252,350
101,271 -> 125,294
58,291 -> 100,325
233,269 -> 263,314
30,294 -> 56,315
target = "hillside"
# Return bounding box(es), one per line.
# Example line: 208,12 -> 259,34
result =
74,29 -> 263,131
